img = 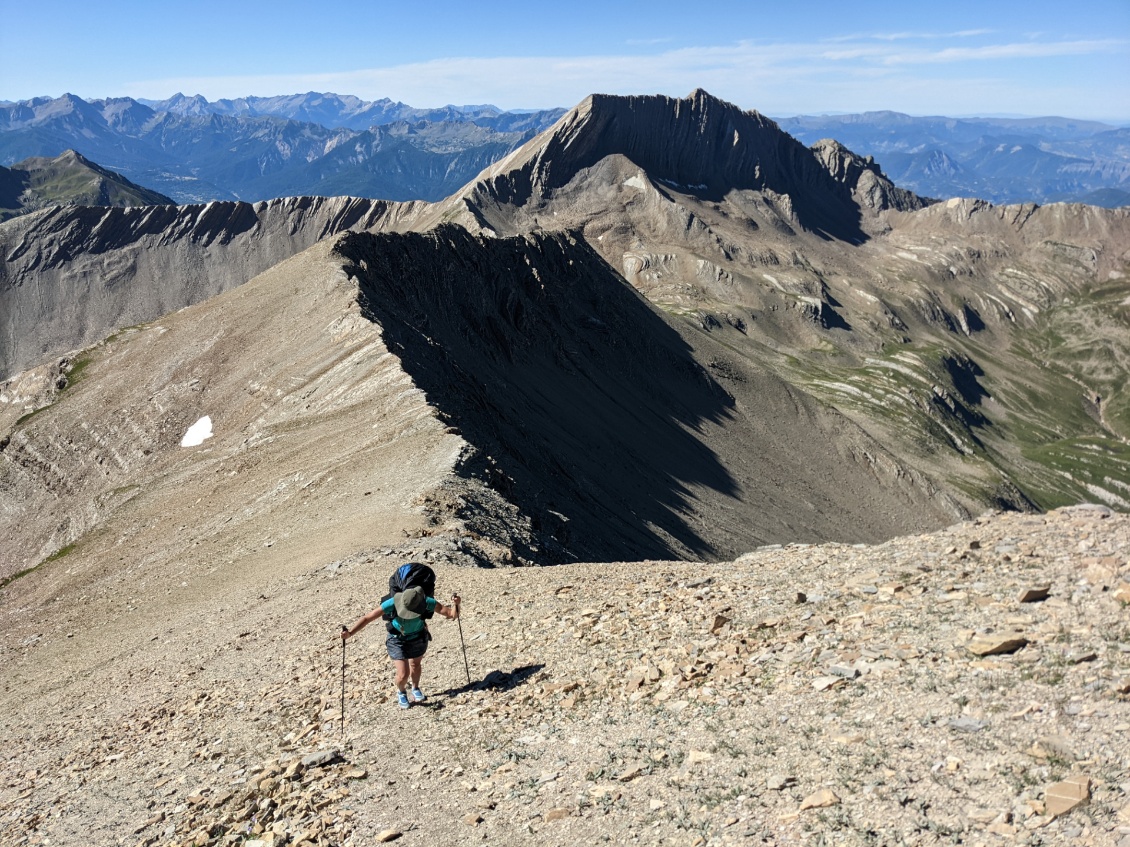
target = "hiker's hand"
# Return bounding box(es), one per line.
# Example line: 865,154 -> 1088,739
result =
340,626 -> 350,641
452,594 -> 461,617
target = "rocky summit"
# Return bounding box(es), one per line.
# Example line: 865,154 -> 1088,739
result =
1,506 -> 1127,845
0,89 -> 1128,846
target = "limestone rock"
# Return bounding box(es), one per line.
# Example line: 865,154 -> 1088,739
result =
948,717 -> 987,733
1044,774 -> 1090,817
686,750 -> 713,766
967,634 -> 1028,656
800,788 -> 840,810
300,749 -> 341,769
1028,735 -> 1075,761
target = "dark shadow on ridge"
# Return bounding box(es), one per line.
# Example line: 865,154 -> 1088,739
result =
339,226 -> 739,564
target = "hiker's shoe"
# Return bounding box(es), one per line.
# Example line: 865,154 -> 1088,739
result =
411,688 -> 427,703
397,691 -> 410,709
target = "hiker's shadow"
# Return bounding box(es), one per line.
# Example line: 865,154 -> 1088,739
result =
434,664 -> 545,701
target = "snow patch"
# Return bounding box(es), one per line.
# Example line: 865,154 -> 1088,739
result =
181,416 -> 213,447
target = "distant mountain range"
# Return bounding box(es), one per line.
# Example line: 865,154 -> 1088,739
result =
1,93 -> 1127,207
0,149 -> 173,221
777,112 -> 1130,207
0,93 -> 564,204
138,91 -> 564,133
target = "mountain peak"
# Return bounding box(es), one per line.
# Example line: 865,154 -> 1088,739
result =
458,89 -> 905,242
1,149 -> 174,224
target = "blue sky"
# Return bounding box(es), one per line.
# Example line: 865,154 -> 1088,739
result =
2,0 -> 1128,120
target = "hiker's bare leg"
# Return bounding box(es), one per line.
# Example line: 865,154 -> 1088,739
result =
408,657 -> 423,688
393,659 -> 410,691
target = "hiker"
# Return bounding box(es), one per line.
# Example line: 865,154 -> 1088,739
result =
340,585 -> 461,709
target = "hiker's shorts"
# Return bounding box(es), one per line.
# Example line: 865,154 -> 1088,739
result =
386,630 -> 428,661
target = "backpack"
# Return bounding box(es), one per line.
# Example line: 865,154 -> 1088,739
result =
389,562 -> 436,597
381,563 -> 437,633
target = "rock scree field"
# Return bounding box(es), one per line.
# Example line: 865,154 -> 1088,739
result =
1,506 -> 1128,845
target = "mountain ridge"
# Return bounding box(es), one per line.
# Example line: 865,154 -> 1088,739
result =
2,89 -> 1127,580
0,88 -> 1127,847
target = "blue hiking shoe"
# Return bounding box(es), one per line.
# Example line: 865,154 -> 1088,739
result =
397,691 -> 410,709
411,687 -> 427,703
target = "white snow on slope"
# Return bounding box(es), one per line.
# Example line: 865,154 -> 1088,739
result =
181,416 -> 213,447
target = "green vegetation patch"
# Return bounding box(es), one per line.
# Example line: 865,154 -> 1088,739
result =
64,352 -> 95,387
0,542 -> 76,590
1020,436 -> 1130,510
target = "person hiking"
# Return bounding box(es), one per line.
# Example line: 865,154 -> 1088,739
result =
340,585 -> 461,709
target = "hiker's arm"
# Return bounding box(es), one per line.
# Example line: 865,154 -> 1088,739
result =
435,595 -> 461,620
341,609 -> 382,639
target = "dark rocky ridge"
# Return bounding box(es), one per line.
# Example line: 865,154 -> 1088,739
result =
0,195 -> 428,379
340,226 -> 965,561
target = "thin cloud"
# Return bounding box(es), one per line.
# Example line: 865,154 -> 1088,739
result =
882,38 -> 1127,64
824,29 -> 993,43
820,37 -> 1125,64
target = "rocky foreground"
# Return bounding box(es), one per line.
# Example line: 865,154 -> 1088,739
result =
2,505 -> 1129,846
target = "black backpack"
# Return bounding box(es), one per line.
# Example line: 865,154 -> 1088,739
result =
381,563 -> 437,631
389,562 -> 436,597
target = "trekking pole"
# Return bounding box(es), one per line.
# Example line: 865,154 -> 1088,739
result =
340,625 -> 348,737
454,594 -> 471,685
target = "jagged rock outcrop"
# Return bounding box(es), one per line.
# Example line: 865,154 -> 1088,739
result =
810,138 -> 932,212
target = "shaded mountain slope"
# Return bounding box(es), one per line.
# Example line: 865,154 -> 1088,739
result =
247,120 -> 536,203
0,149 -> 172,222
0,195 -> 427,379
0,227 -> 963,581
424,91 -> 1130,514
340,227 -> 961,562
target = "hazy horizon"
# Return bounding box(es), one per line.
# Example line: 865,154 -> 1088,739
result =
1,0 -> 1127,123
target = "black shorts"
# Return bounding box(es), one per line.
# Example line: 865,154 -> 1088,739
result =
386,630 -> 429,661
